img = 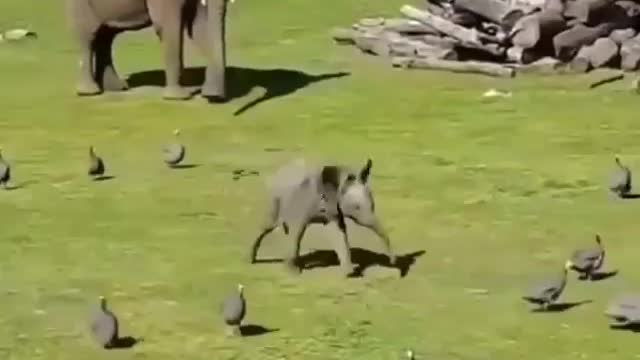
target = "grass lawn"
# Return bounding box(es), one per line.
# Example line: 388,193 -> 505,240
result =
3,0 -> 640,359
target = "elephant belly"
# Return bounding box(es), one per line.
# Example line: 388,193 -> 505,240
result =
89,0 -> 151,29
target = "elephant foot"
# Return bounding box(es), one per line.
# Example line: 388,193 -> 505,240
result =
341,264 -> 356,278
162,86 -> 192,100
284,259 -> 301,275
102,74 -> 129,92
201,83 -> 227,102
76,81 -> 102,96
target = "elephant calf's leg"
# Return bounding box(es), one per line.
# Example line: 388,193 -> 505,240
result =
284,222 -> 308,275
94,27 -> 128,92
248,197 -> 281,263
334,217 -> 354,277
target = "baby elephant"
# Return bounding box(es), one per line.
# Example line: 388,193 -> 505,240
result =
249,158 -> 396,276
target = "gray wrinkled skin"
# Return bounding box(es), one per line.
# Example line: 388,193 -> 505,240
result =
249,158 -> 395,277
605,294 -> 640,326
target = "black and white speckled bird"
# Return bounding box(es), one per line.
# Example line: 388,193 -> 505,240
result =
605,294 -> 640,327
522,260 -> 572,311
0,148 -> 11,189
221,283 -> 246,336
163,129 -> 185,167
609,156 -> 632,197
569,234 -> 605,281
88,146 -> 105,180
88,296 -> 119,348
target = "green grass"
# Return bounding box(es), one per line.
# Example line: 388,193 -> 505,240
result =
3,0 -> 640,359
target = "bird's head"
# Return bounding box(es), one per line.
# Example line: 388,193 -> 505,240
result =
406,349 -> 414,359
89,146 -> 96,155
595,234 -> 602,245
99,295 -> 107,309
237,283 -> 244,295
564,260 -> 574,271
173,129 -> 181,136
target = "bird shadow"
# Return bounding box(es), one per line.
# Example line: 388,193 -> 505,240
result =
531,300 -> 592,313
621,193 -> 640,199
107,336 -> 143,350
584,270 -> 619,281
2,180 -> 36,190
169,164 -> 199,169
240,324 -> 279,337
126,66 -> 350,116
609,323 -> 640,332
93,175 -> 116,182
299,248 -> 426,278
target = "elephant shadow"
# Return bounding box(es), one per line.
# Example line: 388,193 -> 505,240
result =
299,248 -> 426,278
126,66 -> 350,115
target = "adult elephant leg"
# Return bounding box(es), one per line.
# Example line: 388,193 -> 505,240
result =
191,0 -> 227,101
66,0 -> 101,95
94,27 -> 128,92
147,0 -> 191,100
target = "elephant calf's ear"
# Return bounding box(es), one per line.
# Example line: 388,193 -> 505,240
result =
359,159 -> 373,183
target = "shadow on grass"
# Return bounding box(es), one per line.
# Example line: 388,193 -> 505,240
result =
169,164 -> 199,169
609,323 -> 640,332
621,193 -> 640,199
240,324 -> 278,337
588,270 -> 619,281
2,180 -> 37,190
106,336 -> 143,350
126,67 -> 350,116
531,300 -> 593,313
299,248 -> 426,278
93,175 -> 116,182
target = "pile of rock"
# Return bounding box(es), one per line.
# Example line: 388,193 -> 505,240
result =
331,0 -> 640,77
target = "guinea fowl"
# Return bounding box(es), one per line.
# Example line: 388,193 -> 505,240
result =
88,146 -> 105,180
605,294 -> 640,327
569,234 -> 605,281
89,296 -> 119,348
522,260 -> 573,311
221,284 -> 246,336
609,156 -> 632,197
0,148 -> 11,189
163,129 -> 185,167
